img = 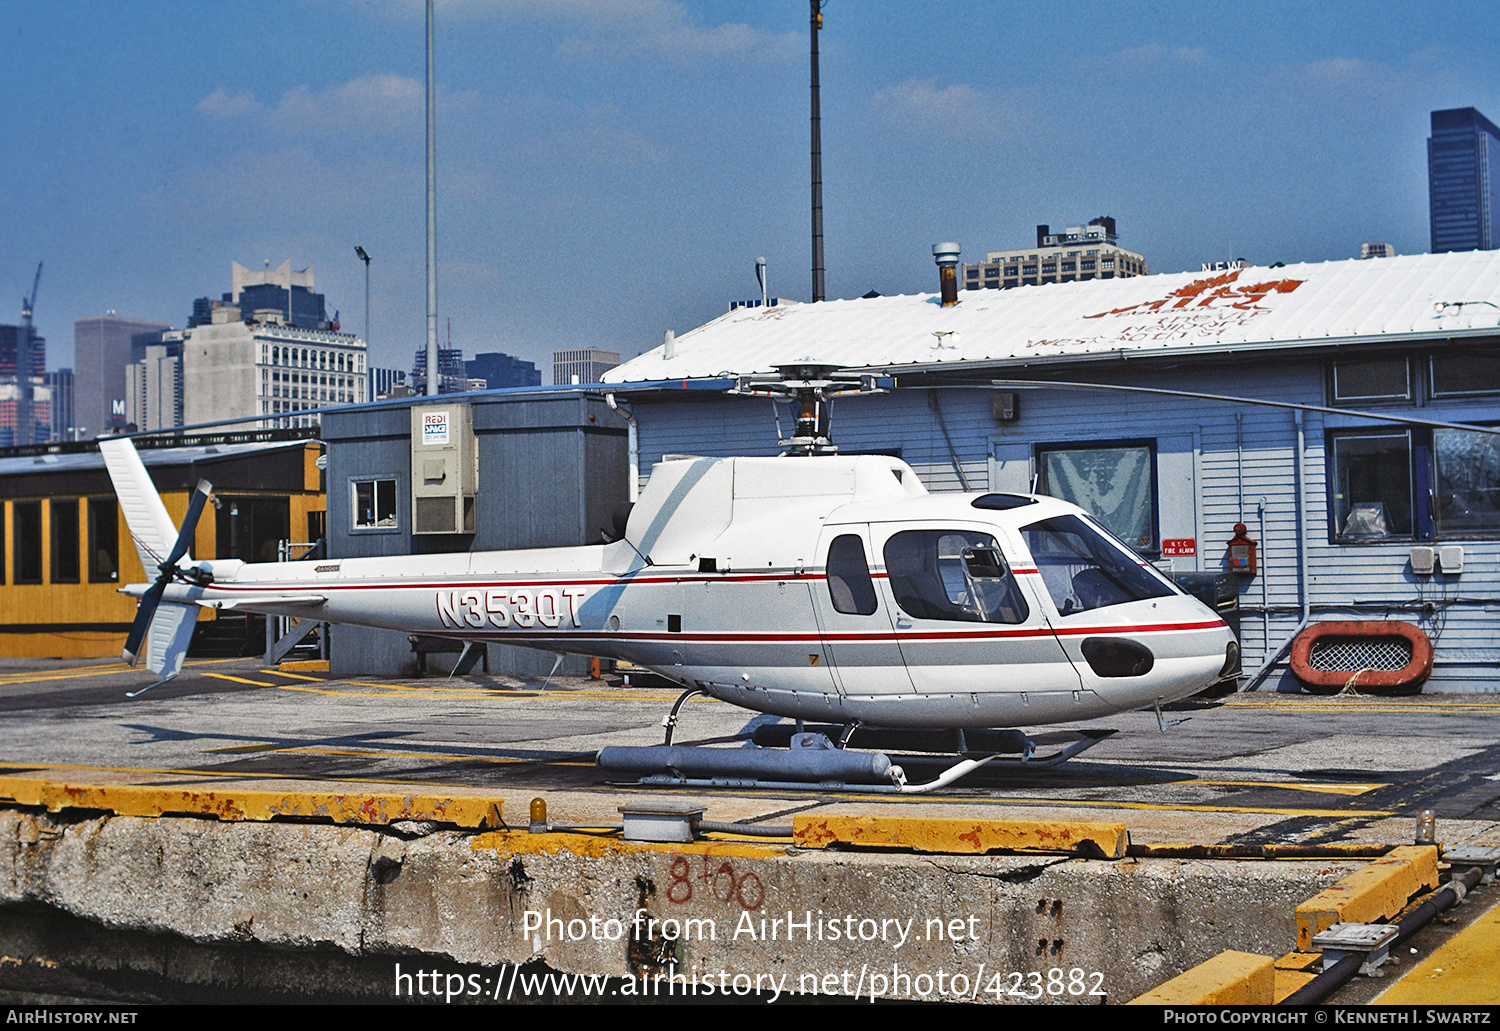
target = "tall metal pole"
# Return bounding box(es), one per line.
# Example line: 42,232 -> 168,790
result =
355,246 -> 371,400
425,0 -> 439,395
809,1 -> 825,303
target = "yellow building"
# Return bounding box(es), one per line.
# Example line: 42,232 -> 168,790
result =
0,432 -> 324,659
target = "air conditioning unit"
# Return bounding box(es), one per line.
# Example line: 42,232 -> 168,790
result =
410,403 -> 477,534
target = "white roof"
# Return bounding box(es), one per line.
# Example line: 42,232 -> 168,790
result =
604,251 -> 1500,383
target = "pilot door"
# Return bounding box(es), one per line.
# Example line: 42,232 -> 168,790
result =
811,529 -> 915,697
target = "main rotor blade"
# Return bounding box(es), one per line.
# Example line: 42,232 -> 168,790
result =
161,479 -> 212,572
122,577 -> 169,666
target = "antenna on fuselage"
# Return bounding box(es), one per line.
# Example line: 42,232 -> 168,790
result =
729,362 -> 886,456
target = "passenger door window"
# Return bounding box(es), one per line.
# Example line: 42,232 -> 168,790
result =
882,530 -> 1028,624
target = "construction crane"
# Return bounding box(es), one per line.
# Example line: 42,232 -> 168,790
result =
15,262 -> 43,445
21,261 -> 42,323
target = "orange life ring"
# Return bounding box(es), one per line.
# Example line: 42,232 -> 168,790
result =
1289,621 -> 1432,696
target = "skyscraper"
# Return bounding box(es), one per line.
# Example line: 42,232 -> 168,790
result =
74,314 -> 171,437
466,352 -> 540,390
552,348 -> 620,386
1428,108 -> 1500,253
0,322 -> 47,446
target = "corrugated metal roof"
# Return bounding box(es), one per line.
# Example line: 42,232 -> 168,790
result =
0,439 -> 309,479
603,251 -> 1500,383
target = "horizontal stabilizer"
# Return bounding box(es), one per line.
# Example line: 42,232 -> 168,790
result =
198,595 -> 327,610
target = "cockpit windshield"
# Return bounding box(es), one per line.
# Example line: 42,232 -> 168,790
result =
1021,514 -> 1175,616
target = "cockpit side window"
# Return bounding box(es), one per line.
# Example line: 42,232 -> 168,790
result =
1021,514 -> 1175,616
826,534 -> 878,615
882,530 -> 1029,624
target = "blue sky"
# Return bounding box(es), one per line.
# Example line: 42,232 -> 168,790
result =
3,0 -> 1497,376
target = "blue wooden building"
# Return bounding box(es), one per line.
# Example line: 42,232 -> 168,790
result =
602,251 -> 1500,693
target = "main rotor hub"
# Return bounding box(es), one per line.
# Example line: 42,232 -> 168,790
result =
729,362 -> 886,455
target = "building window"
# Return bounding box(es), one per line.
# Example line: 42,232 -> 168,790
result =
51,499 -> 80,583
1329,357 -> 1412,404
1433,429 -> 1500,535
1429,351 -> 1500,398
89,498 -> 119,582
352,477 -> 399,531
12,501 -> 43,583
1329,431 -> 1414,538
984,267 -> 999,279
1036,443 -> 1156,551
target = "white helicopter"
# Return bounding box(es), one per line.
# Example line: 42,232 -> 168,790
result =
100,372 -> 1237,793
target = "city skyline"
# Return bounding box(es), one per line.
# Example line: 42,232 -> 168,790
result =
4,1 -> 1497,381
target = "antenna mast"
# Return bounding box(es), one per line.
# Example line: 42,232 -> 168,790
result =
809,1 -> 825,303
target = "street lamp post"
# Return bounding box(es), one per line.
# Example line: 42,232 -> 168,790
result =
355,245 -> 371,401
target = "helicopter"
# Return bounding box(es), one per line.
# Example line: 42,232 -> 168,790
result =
99,374 -> 1237,794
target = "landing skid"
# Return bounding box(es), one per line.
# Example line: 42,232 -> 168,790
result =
595,688 -> 1116,793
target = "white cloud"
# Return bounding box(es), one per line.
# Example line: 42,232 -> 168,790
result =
558,20 -> 801,64
196,75 -> 476,136
520,122 -> 668,166
361,0 -> 799,64
1303,57 -> 1373,81
870,78 -> 1029,141
1115,43 -> 1208,65
197,88 -> 262,118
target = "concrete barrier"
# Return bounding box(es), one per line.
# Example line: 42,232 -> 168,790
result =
0,808 -> 1363,1003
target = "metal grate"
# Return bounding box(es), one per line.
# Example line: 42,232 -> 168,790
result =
1308,636 -> 1412,672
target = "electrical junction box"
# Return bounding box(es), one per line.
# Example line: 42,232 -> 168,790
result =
411,403 -> 477,534
991,391 -> 1019,422
1439,545 -> 1464,574
1409,546 -> 1436,576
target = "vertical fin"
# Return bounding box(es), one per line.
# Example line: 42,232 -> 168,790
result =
99,437 -> 185,573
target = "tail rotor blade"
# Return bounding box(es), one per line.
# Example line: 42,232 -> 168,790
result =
161,479 -> 213,572
122,577 -> 169,666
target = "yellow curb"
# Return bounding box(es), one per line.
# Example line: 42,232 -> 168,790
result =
1295,845 -> 1439,951
791,814 -> 1128,858
279,659 -> 330,671
471,830 -> 784,861
1129,950 -> 1275,1005
0,775 -> 503,829
1272,951 -> 1322,1003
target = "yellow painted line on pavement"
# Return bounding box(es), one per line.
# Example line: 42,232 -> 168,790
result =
265,670 -> 326,682
203,672 -> 279,687
272,746 -> 594,767
817,791 -> 1393,818
1374,895 -> 1500,1004
1225,698 -> 1500,713
0,657 -> 245,686
1192,780 -> 1386,796
277,680 -> 689,703
0,760 -> 511,794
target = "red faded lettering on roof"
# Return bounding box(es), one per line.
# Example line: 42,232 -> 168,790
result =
1085,269 -> 1304,319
